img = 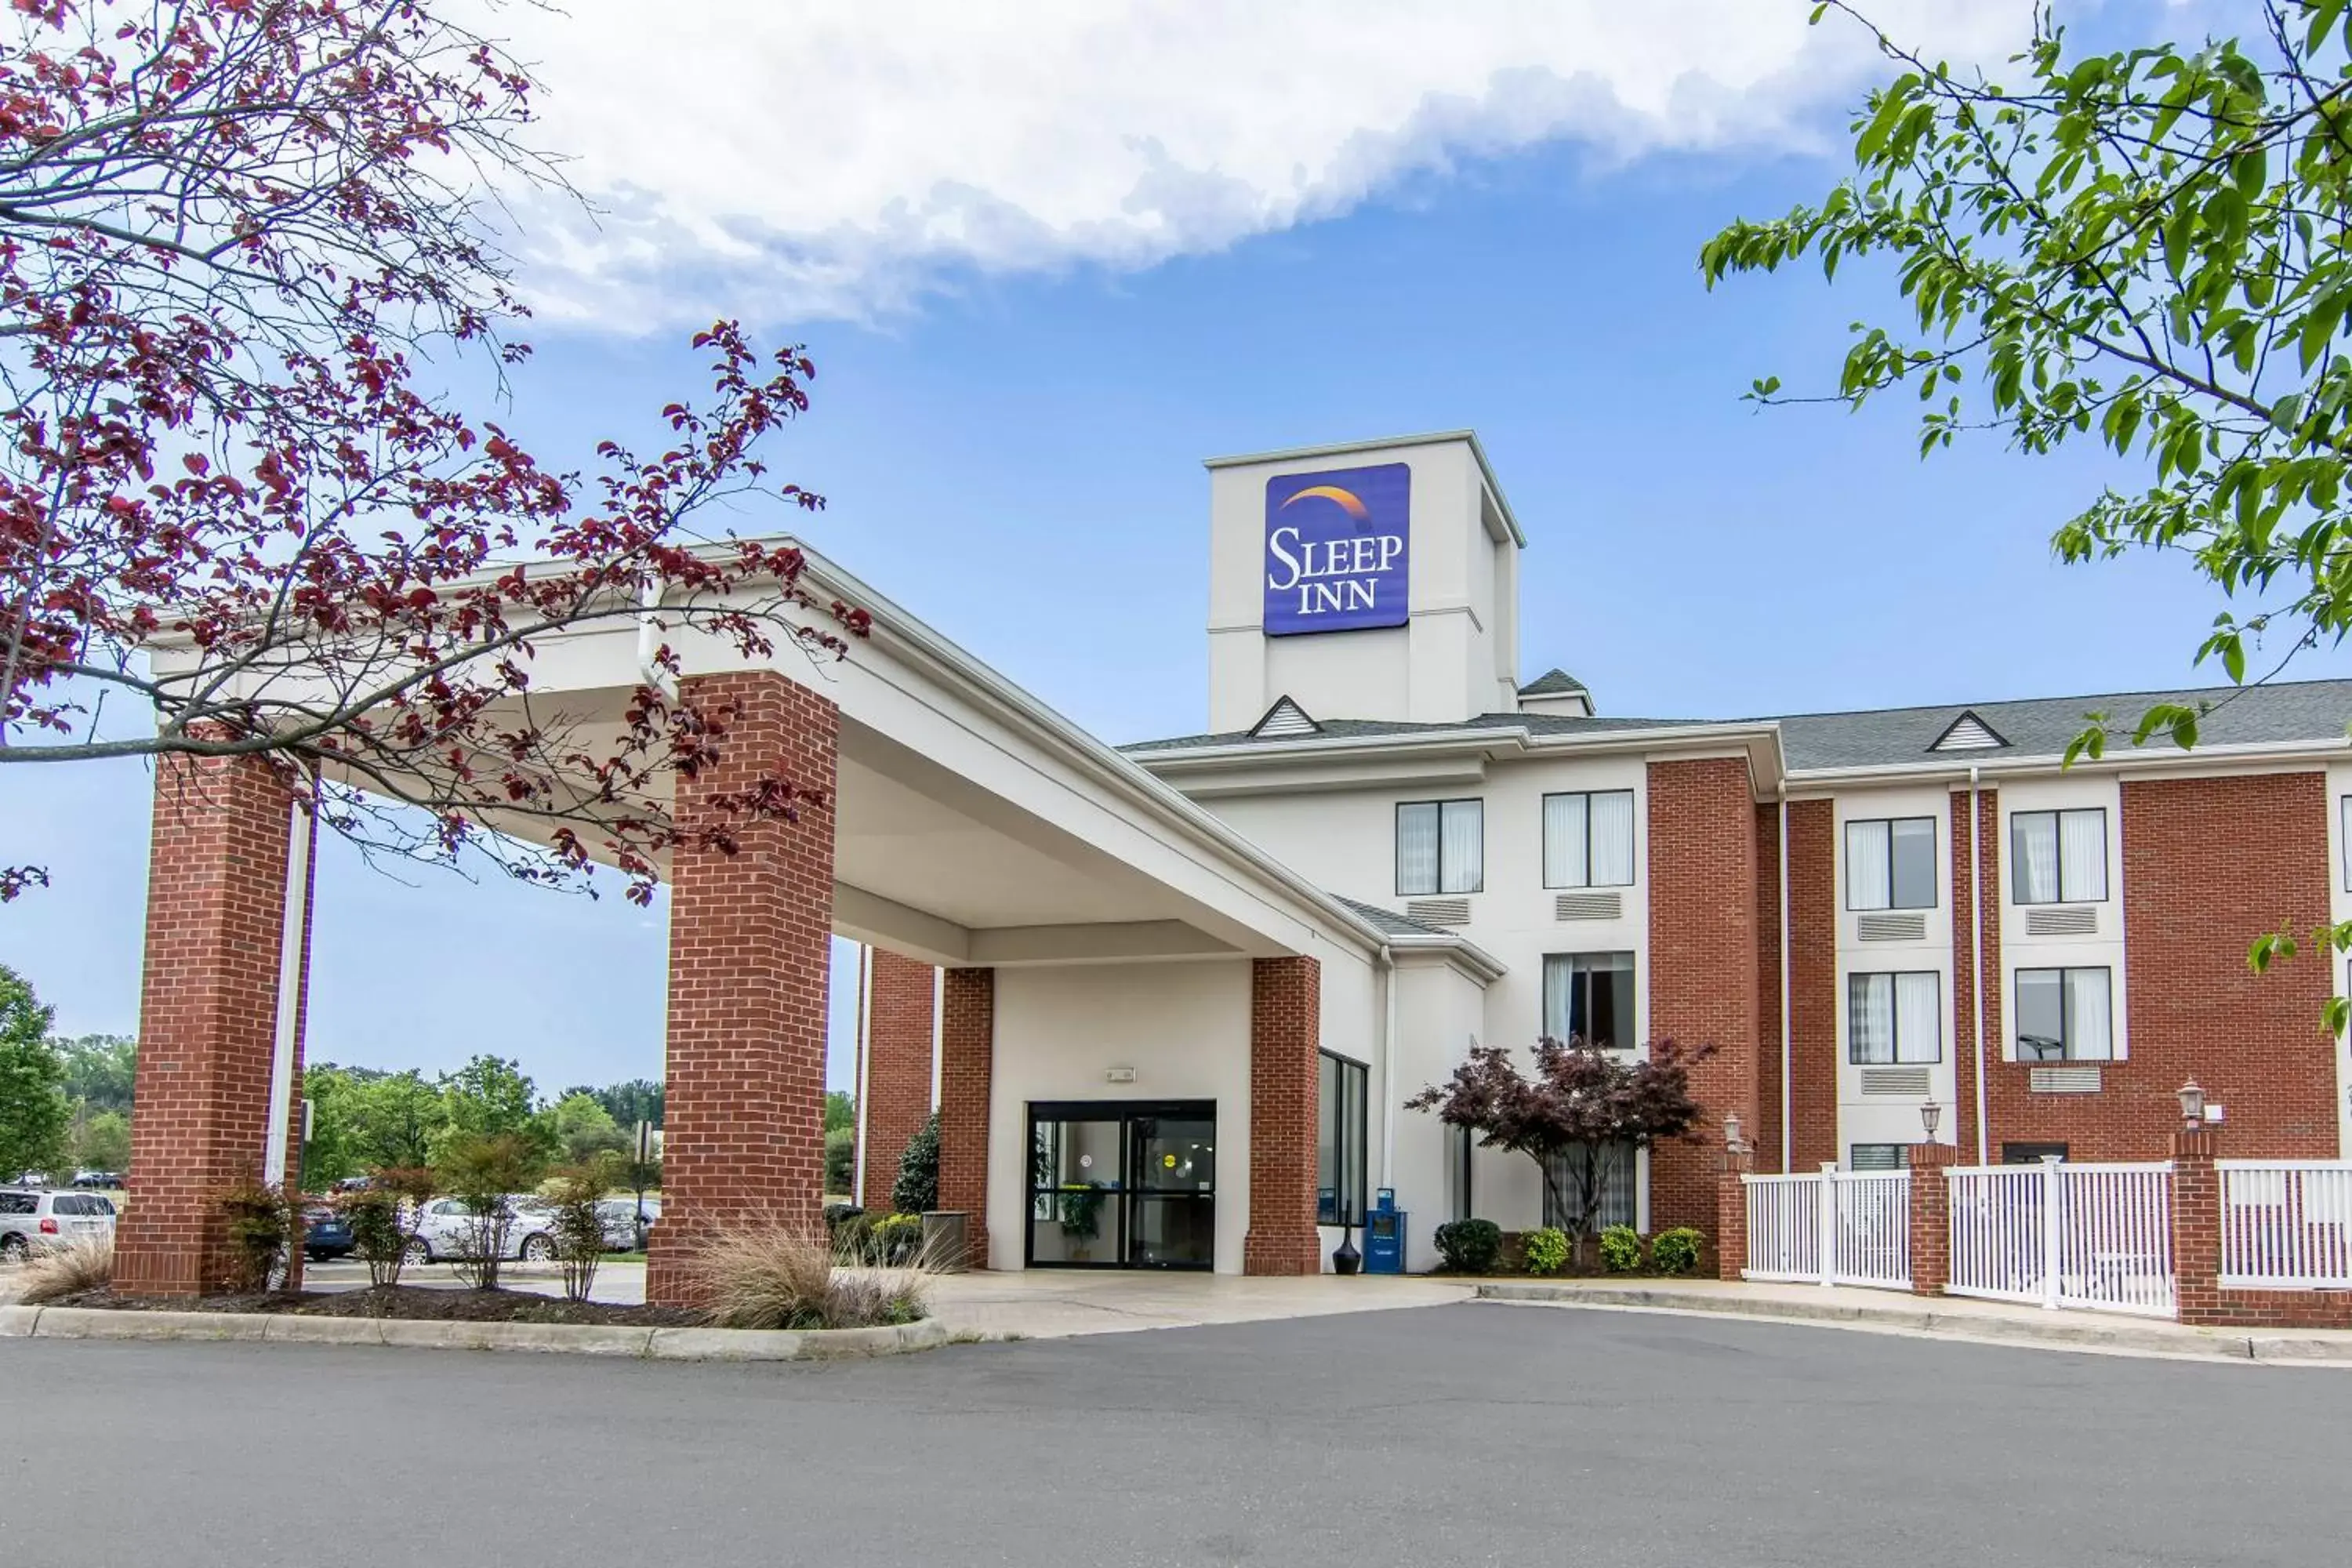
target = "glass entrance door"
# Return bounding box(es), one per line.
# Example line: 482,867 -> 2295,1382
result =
1028,1102 -> 1216,1269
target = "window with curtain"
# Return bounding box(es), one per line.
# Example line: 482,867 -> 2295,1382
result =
1396,799 -> 1483,895
1846,971 -> 1942,1063
1316,1051 -> 1368,1225
2010,808 -> 2108,903
1845,817 -> 1936,910
2014,967 -> 2114,1060
1542,952 -> 1635,1046
1542,789 -> 1635,889
1542,1141 -> 1636,1231
1848,1144 -> 1906,1171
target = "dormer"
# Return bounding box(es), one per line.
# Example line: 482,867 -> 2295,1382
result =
1517,668 -> 1593,720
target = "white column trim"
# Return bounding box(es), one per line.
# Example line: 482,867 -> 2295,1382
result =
262,794 -> 314,1189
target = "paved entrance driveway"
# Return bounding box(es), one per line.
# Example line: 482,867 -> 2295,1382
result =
7,1302 -> 2347,1567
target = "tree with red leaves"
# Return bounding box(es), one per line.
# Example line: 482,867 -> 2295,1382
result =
0,0 -> 861,902
1406,1036 -> 1709,1261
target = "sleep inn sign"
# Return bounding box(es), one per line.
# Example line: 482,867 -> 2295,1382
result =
1262,463 -> 1410,635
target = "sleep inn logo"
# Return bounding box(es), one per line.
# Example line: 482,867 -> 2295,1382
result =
1261,463 -> 1410,636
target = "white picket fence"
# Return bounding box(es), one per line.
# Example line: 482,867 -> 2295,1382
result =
1742,1165 -> 1911,1290
1946,1160 -> 2174,1318
2219,1161 -> 2352,1288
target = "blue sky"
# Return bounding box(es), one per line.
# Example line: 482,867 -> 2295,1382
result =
4,1 -> 2321,1100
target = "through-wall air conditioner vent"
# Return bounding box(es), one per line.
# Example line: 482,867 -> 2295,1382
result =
1860,1066 -> 1933,1096
1404,898 -> 1472,927
1857,911 -> 1929,942
2024,906 -> 2100,937
1554,891 -> 1624,922
2029,1065 -> 2103,1094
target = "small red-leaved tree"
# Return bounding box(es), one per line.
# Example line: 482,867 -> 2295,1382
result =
0,0 -> 863,902
1406,1036 -> 1710,1263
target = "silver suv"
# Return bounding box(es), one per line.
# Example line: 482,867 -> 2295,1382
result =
0,1189 -> 117,1259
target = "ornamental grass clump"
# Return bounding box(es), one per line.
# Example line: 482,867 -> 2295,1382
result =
688,1218 -> 931,1331
15,1236 -> 112,1304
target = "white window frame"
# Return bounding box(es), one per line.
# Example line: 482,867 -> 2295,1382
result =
1396,798 -> 1483,896
2010,808 -> 2110,905
2013,966 -> 2115,1062
1542,789 -> 1636,890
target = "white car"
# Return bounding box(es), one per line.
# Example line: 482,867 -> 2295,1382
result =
0,1189 -> 117,1259
406,1196 -> 543,1263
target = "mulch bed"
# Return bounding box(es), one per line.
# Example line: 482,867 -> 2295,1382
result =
44,1284 -> 707,1327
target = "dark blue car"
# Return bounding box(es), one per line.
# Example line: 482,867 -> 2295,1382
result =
301,1204 -> 356,1261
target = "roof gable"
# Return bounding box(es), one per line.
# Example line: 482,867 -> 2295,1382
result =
1248,695 -> 1322,740
1929,710 -> 2009,753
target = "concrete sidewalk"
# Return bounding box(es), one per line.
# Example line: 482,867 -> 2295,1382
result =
1477,1277 -> 2352,1363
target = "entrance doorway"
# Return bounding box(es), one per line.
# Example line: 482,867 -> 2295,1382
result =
1026,1101 -> 1216,1269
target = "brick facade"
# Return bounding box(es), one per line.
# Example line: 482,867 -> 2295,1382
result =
1980,773 -> 2335,1163
1646,757 -> 1761,1239
935,967 -> 995,1269
1904,1140 -> 1958,1295
1784,797 -> 1838,1174
862,949 -> 937,1210
1947,786 -> 2001,1163
645,670 -> 838,1308
1245,956 -> 1323,1275
1752,803 -> 1785,1175
118,752 -> 311,1297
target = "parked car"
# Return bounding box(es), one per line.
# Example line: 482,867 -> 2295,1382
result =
405,1195 -> 544,1263
71,1170 -> 123,1191
299,1203 -> 355,1262
596,1197 -> 660,1252
0,1189 -> 117,1259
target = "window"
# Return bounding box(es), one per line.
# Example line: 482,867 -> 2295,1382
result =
1543,1142 -> 1637,1232
2015,967 -> 2114,1061
1542,789 -> 1635,889
2343,797 -> 2352,891
2010,808 -> 2108,904
1846,971 -> 1943,1064
0,1192 -> 34,1215
1542,952 -> 1635,1047
1316,1051 -> 1368,1226
1846,817 -> 1936,911
1848,1144 -> 1907,1172
2002,1142 -> 2069,1165
1396,799 -> 1484,895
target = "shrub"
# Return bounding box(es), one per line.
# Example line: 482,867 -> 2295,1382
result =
1651,1226 -> 1704,1277
869,1212 -> 924,1265
824,1125 -> 855,1196
213,1179 -> 295,1293
336,1166 -> 436,1288
1598,1224 -> 1643,1274
686,1218 -> 931,1331
1432,1218 -> 1503,1275
1523,1225 -> 1570,1277
822,1202 -> 864,1237
543,1162 -> 612,1303
435,1131 -> 542,1289
16,1235 -> 112,1304
891,1113 -> 938,1215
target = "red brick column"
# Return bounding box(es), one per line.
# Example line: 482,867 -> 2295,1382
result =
2170,1126 -> 2223,1325
935,967 -> 994,1269
1647,757 -> 1761,1226
117,752 -> 305,1296
1784,797 -> 1837,1172
1906,1141 -> 1959,1296
1246,955 -> 1323,1276
645,671 -> 837,1308
862,950 -> 937,1210
1716,1146 -> 1751,1281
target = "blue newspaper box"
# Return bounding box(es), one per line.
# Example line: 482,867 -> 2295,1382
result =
1364,1189 -> 1405,1275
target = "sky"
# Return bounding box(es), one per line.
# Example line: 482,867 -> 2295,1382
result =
4,0 -> 2318,1102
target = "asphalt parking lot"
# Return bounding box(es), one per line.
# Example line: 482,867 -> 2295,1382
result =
4,1301 -> 2345,1567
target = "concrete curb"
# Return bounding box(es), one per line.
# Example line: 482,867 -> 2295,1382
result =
1473,1283 -> 2352,1365
0,1305 -> 953,1362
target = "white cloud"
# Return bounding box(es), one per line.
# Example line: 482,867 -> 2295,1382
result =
483,0 -> 2042,328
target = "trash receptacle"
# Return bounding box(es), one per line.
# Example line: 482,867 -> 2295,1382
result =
921,1210 -> 969,1272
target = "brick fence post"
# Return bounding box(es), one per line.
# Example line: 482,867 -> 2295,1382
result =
2170,1126 -> 2223,1325
1716,1145 -> 1751,1281
1907,1142 -> 1958,1296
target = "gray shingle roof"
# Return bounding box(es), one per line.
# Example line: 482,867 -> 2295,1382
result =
1517,668 -> 1588,696
1121,678 -> 2352,771
1330,895 -> 1454,938
1120,710 -> 1717,754
1772,679 -> 2352,771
